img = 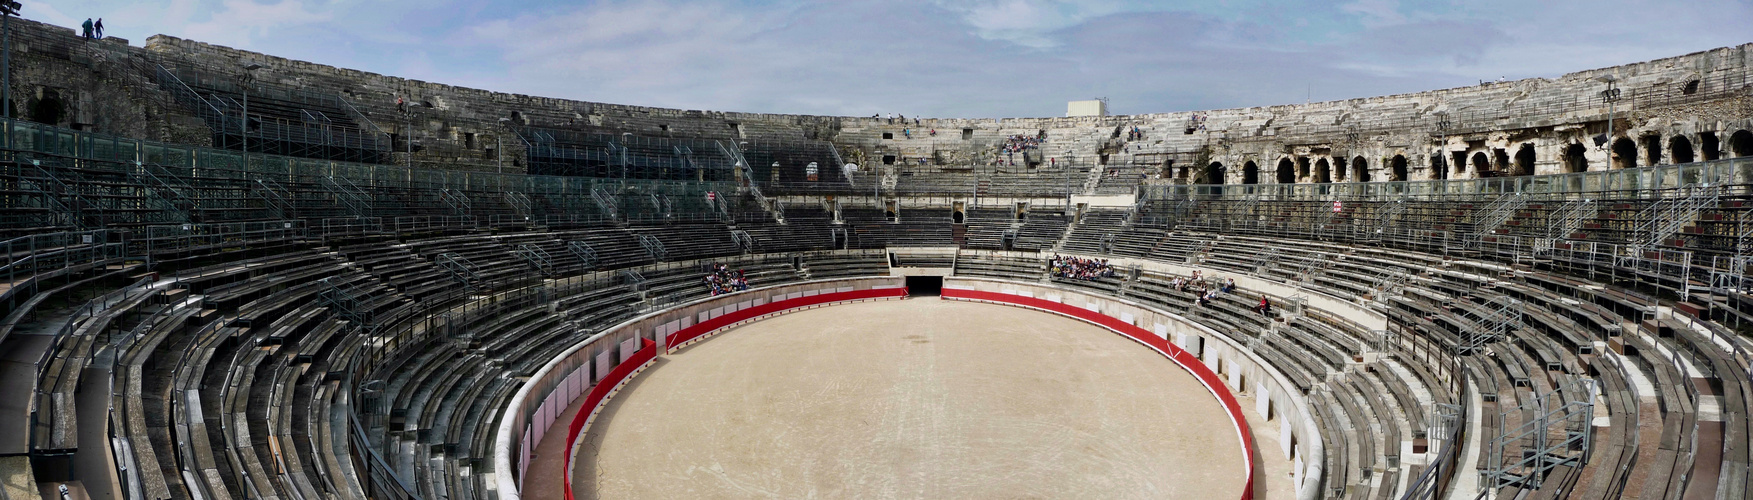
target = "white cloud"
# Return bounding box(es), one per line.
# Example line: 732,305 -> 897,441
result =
931,0 -> 1136,48
1339,0 -> 1407,27
15,1 -> 81,28
179,0 -> 333,48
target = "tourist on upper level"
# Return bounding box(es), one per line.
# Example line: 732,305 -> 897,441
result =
95,19 -> 104,39
82,18 -> 93,39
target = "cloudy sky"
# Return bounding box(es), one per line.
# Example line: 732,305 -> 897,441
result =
26,0 -> 1753,117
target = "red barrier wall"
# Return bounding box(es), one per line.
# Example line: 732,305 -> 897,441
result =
562,338 -> 655,500
941,288 -> 1257,500
560,287 -> 908,500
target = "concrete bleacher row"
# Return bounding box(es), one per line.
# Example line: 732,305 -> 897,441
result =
949,218 -> 1753,499
0,222 -> 907,500
6,168 -> 1753,500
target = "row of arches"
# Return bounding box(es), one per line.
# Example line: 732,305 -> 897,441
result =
1216,156 -> 1408,185
1198,130 -> 1753,185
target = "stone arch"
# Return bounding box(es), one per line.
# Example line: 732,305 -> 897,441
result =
1701,132 -> 1720,161
1431,153 -> 1448,180
1470,152 -> 1490,176
1612,138 -> 1638,169
1390,155 -> 1408,181
1332,157 -> 1348,182
29,89 -> 66,125
1563,143 -> 1589,173
1201,162 -> 1227,185
1313,158 -> 1331,183
1276,158 -> 1295,184
1242,161 -> 1259,184
1511,144 -> 1535,176
1643,135 -> 1662,166
1730,130 -> 1753,158
1351,156 -> 1370,182
1670,136 -> 1695,164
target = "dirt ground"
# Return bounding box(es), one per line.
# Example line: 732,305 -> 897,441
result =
568,298 -> 1256,499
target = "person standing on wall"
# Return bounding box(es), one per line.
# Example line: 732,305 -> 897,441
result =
94,19 -> 103,39
81,18 -> 93,39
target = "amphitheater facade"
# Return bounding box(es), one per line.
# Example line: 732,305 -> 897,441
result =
3,14 -> 1753,500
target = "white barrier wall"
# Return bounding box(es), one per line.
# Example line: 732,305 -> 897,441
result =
944,277 -> 1325,500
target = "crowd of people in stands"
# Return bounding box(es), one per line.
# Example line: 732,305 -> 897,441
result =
993,134 -> 1046,166
703,264 -> 750,296
1050,255 -> 1115,280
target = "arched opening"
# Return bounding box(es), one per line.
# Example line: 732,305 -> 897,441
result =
1643,135 -> 1662,166
1201,162 -> 1227,185
1700,132 -> 1720,161
1470,152 -> 1490,176
1297,157 -> 1311,179
1430,154 -> 1447,180
1612,138 -> 1638,169
1242,161 -> 1259,184
1352,156 -> 1370,182
1563,143 -> 1588,173
1512,144 -> 1535,176
1670,136 -> 1695,164
1390,155 -> 1407,181
1332,157 -> 1348,182
29,90 -> 66,125
1730,130 -> 1753,158
1313,158 -> 1331,183
1276,158 -> 1295,184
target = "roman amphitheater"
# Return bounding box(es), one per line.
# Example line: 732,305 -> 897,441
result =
1,14 -> 1752,500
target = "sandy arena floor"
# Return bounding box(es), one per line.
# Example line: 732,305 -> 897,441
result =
572,298 -> 1248,499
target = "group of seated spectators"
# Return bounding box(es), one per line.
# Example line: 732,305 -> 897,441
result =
703,264 -> 750,296
1050,255 -> 1116,280
1000,133 -> 1043,154
1171,270 -> 1243,308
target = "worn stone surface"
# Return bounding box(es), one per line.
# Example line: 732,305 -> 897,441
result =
8,15 -> 1752,180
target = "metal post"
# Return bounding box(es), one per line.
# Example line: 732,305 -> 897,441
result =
241,86 -> 248,166
2,10 -> 10,120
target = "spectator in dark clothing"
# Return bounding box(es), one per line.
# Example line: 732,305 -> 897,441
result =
82,18 -> 94,39
95,19 -> 104,39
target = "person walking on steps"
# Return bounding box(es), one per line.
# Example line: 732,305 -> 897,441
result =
82,18 -> 93,39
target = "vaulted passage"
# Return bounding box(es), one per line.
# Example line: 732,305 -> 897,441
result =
1352,156 -> 1370,182
1731,130 -> 1753,158
1314,158 -> 1331,183
1512,144 -> 1535,176
1201,162 -> 1226,184
1644,135 -> 1663,166
1277,158 -> 1295,184
1701,132 -> 1720,161
1564,143 -> 1589,173
1390,155 -> 1407,181
1612,138 -> 1638,169
1470,152 -> 1490,175
1242,161 -> 1259,184
1671,136 -> 1695,164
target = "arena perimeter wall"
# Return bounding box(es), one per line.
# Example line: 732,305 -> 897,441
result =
943,277 -> 1326,500
492,277 -> 908,500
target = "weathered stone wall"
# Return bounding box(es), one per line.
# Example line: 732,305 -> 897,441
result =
9,14 -> 1752,182
4,17 -> 209,145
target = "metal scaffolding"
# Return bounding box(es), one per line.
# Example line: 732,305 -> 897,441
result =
1484,379 -> 1597,491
